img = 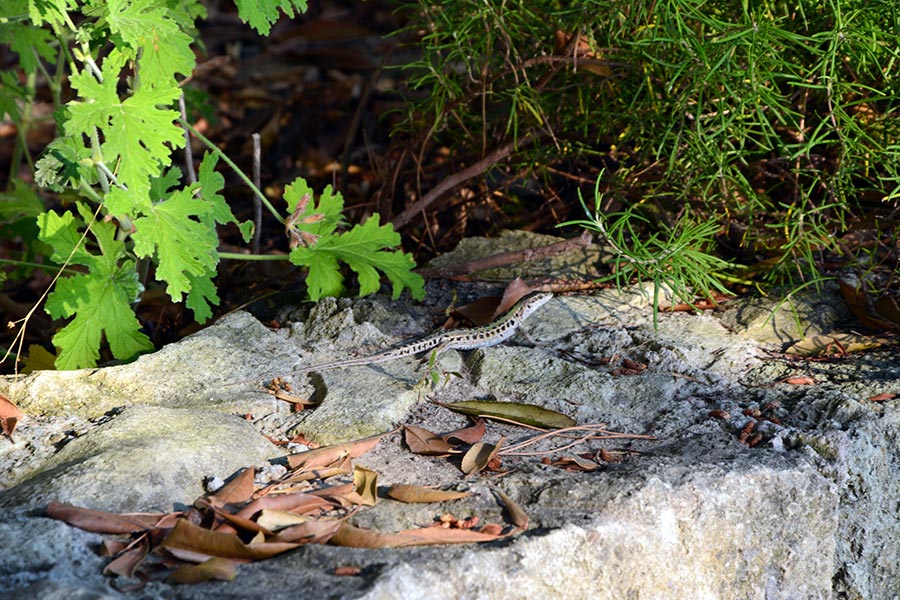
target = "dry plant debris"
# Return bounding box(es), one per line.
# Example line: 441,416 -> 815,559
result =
45,400 -> 651,586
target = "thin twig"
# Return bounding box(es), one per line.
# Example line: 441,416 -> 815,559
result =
251,132 -> 262,255
390,130 -> 543,229
178,93 -> 197,184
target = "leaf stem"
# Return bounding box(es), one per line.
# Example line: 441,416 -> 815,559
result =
217,252 -> 290,261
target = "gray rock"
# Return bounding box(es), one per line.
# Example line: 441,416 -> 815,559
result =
1,405 -> 280,513
1,235 -> 898,598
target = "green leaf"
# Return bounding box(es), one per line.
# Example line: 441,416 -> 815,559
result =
66,49 -> 184,197
131,185 -> 217,302
197,152 -> 245,236
290,245 -> 344,298
48,268 -> 152,369
104,0 -> 195,85
0,22 -> 55,74
233,0 -> 308,35
28,0 -> 70,35
36,208 -> 93,267
149,166 -> 183,200
290,217 -> 424,301
285,180 -> 423,301
435,400 -> 577,430
41,214 -> 152,369
284,180 -> 344,236
35,136 -> 94,192
185,270 -> 219,324
0,183 -> 44,223
0,70 -> 30,122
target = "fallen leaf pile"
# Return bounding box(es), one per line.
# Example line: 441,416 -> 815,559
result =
46,400 -> 651,586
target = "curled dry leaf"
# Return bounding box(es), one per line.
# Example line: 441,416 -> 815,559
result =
232,492 -> 334,521
159,519 -> 300,563
493,489 -> 529,531
103,538 -> 150,578
786,332 -> 892,356
436,400 -> 576,430
206,467 -> 256,505
46,502 -> 165,534
166,557 -> 238,584
287,430 -> 388,470
442,419 -> 486,445
0,392 -> 23,440
329,522 -> 505,548
280,464 -> 351,484
386,484 -> 470,503
275,518 -> 343,544
352,465 -> 378,506
255,510 -> 310,532
552,455 -> 601,471
404,424 -> 455,455
461,438 -> 504,476
869,392 -> 896,403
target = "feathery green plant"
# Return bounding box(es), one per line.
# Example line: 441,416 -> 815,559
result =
401,0 -> 900,290
560,175 -> 735,325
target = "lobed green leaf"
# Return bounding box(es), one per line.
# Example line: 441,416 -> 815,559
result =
233,0 -> 309,36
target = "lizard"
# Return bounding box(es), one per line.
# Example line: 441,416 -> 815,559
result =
229,291 -> 553,384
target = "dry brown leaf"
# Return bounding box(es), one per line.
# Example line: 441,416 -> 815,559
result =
838,278 -> 900,332
328,522 -> 503,548
166,557 -> 238,584
287,431 -> 388,470
206,467 -> 256,505
783,376 -> 816,385
232,492 -> 333,521
493,489 -> 529,531
385,484 -> 470,504
352,465 -> 378,507
442,280 -> 538,329
103,538 -> 150,578
786,333 -> 892,356
461,438 -> 504,476
0,392 -> 23,441
553,455 -> 602,471
869,392 -> 897,402
309,482 -> 368,508
46,502 -> 166,534
255,510 -> 309,531
494,279 -> 541,319
442,419 -> 485,445
274,518 -> 343,544
403,425 -> 455,455
159,519 -> 299,563
281,464 -> 351,484
205,504 -> 274,538
99,538 -> 129,557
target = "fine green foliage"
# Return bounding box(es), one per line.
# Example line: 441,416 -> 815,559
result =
561,177 -> 734,325
402,0 -> 900,289
1,0 -> 421,371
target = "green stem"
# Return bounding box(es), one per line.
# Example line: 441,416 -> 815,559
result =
218,252 -> 289,261
177,117 -> 284,224
0,258 -> 78,272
